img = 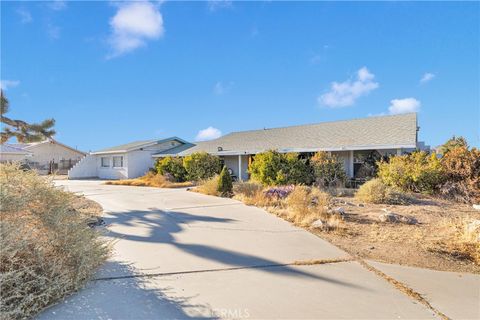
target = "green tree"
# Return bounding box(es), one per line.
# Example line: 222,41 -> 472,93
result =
438,136 -> 468,155
1,90 -> 55,143
377,151 -> 445,194
183,152 -> 221,181
217,166 -> 233,197
310,152 -> 347,187
155,156 -> 187,182
248,151 -> 312,186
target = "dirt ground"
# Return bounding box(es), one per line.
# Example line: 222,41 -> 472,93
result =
314,195 -> 480,274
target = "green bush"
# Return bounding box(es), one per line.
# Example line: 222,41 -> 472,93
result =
183,152 -> 221,181
378,151 -> 445,194
355,178 -> 410,205
156,156 -> 187,182
310,152 -> 347,187
217,166 -> 233,197
248,151 -> 312,186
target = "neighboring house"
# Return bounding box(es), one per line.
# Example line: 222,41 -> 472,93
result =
1,139 -> 85,174
68,137 -> 192,180
69,113 -> 423,181
0,144 -> 33,162
153,113 -> 421,181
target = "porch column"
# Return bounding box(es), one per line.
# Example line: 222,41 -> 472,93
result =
349,150 -> 354,178
396,148 -> 402,156
238,155 -> 243,181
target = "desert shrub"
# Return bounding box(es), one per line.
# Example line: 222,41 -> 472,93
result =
183,152 -> 221,181
440,146 -> 480,203
286,186 -> 331,226
105,172 -> 193,188
233,181 -> 263,198
355,178 -> 410,205
377,151 -> 445,194
0,164 -> 109,319
196,175 -> 220,196
437,218 -> 480,265
310,152 -> 347,187
155,156 -> 187,182
217,167 -> 233,197
248,151 -> 313,186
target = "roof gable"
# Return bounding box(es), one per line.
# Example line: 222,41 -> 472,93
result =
93,137 -> 189,155
174,113 -> 418,156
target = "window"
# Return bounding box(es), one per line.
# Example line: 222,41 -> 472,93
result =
101,157 -> 110,167
112,156 -> 123,168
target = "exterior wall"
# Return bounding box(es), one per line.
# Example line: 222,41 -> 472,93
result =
97,153 -> 129,180
331,151 -> 354,178
68,154 -> 98,179
27,142 -> 84,166
127,150 -> 156,178
0,153 -> 28,162
223,155 -> 249,181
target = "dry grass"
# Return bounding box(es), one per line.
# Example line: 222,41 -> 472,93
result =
105,172 -> 194,188
433,217 -> 480,265
355,178 -> 411,205
286,186 -> 332,226
195,175 -> 220,196
0,163 -> 109,319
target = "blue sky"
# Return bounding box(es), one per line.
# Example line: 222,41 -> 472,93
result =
2,0 -> 479,151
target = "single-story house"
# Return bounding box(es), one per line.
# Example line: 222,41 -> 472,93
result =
1,139 -> 85,174
153,113 -> 421,181
69,113 -> 424,180
68,137 -> 192,179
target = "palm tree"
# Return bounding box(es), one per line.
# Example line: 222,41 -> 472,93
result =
1,90 -> 55,143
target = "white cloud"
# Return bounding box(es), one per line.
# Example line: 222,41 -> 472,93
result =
208,0 -> 233,12
0,80 -> 20,90
48,0 -> 67,11
17,8 -> 32,24
47,23 -> 60,39
388,98 -> 421,115
319,67 -> 379,107
213,81 -> 233,95
195,127 -> 222,141
420,72 -> 435,84
108,1 -> 164,58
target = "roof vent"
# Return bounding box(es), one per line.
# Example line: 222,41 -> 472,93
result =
218,147 -> 223,152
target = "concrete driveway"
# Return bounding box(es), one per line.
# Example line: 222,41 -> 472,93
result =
37,180 -> 468,319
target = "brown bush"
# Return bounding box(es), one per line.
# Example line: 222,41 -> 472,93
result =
105,172 -> 194,188
0,164 -> 109,319
286,186 -> 331,226
355,178 -> 411,205
440,146 -> 480,203
195,175 -> 220,196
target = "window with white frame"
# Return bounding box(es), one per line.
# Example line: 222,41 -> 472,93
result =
101,157 -> 110,167
112,156 -> 123,168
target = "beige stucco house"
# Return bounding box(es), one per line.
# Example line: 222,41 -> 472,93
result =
153,113 -> 422,181
1,139 -> 85,174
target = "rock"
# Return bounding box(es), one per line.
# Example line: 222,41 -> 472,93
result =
379,212 -> 399,223
311,219 -> 325,229
465,220 -> 480,239
334,207 -> 346,216
378,211 -> 417,225
473,204 -> 480,210
87,217 -> 105,228
358,203 -> 365,207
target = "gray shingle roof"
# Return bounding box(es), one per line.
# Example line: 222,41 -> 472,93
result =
172,113 -> 418,156
93,140 -> 157,154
